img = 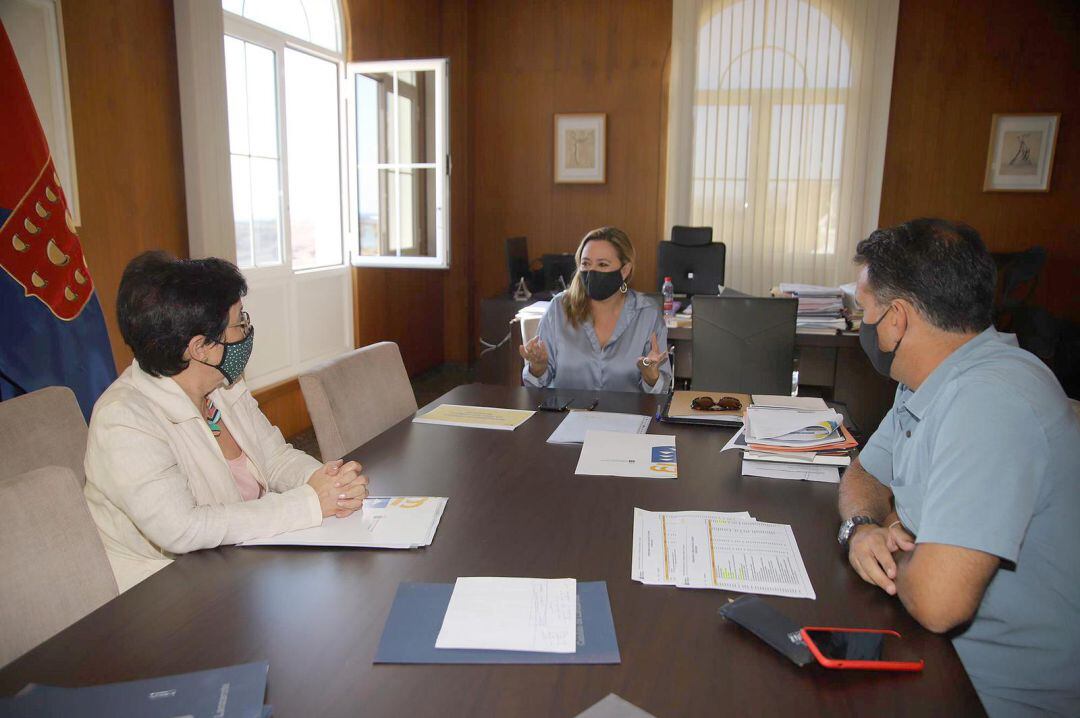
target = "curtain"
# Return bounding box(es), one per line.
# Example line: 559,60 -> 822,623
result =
665,0 -> 899,295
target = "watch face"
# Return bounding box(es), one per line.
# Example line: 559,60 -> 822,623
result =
837,520 -> 853,545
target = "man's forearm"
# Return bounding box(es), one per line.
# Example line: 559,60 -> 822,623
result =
838,457 -> 894,522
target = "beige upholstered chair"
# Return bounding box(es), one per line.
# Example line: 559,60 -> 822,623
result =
300,342 -> 418,461
0,387 -> 118,667
0,385 -> 89,484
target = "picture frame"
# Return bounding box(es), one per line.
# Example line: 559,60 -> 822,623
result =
554,113 -> 606,184
983,113 -> 1060,192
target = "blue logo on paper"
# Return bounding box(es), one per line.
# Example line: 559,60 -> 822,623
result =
651,446 -> 676,463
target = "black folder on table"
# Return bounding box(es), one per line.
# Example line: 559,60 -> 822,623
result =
375,581 -> 620,664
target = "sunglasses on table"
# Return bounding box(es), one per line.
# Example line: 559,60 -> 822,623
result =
691,395 -> 743,411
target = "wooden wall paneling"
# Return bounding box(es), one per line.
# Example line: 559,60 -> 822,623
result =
469,0 -> 673,353
879,0 -> 1080,321
346,0 -> 448,376
61,0 -> 189,372
252,377 -> 312,441
441,0 -> 473,364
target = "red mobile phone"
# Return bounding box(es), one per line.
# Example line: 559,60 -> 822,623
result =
800,627 -> 925,672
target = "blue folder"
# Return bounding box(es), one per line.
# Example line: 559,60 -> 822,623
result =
375,581 -> 620,664
0,662 -> 269,718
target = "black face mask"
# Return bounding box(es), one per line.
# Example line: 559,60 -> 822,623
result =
580,268 -> 625,301
859,305 -> 902,377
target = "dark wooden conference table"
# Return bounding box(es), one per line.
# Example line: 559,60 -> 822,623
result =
0,384 -> 983,717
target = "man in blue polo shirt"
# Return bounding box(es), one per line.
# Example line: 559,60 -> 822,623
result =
836,218 -> 1080,717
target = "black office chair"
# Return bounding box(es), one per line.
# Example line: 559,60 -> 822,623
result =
993,246 -> 1047,331
690,296 -> 798,394
542,253 -> 576,292
658,226 -> 726,296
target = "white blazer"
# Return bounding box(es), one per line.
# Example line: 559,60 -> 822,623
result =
84,361 -> 323,592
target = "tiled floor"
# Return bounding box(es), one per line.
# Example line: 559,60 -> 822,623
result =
286,363 -> 475,461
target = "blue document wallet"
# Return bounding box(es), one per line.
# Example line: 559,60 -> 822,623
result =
374,581 -> 621,664
0,661 -> 269,718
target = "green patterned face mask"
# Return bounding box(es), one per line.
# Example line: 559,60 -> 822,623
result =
205,326 -> 254,386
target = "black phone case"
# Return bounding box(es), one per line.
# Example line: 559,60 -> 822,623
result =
718,596 -> 815,667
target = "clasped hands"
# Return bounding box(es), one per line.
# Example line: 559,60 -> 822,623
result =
307,459 -> 369,519
848,520 -> 916,596
520,332 -> 669,386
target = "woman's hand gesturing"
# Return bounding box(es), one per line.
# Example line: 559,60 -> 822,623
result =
519,335 -> 549,378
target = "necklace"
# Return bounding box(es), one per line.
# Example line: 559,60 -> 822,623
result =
204,397 -> 222,437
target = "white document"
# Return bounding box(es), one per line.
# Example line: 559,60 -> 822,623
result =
547,412 -> 651,445
751,395 -> 828,411
575,431 -> 677,479
435,577 -> 577,653
741,459 -> 840,483
744,407 -> 842,442
517,300 -> 551,317
631,509 -> 755,586
240,496 -> 447,548
744,449 -> 850,467
631,508 -> 816,600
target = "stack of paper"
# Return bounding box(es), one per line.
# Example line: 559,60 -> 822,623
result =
721,397 -> 857,483
631,508 -> 816,599
435,577 -> 577,653
241,496 -> 447,548
547,411 -> 651,444
0,662 -> 272,717
776,282 -> 848,333
575,431 -> 677,479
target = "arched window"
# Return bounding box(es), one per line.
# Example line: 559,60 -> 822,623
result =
223,0 -> 342,52
667,0 -> 898,295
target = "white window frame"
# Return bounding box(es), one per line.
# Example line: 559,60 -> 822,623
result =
346,58 -> 451,270
223,11 -> 350,276
174,1 -> 355,392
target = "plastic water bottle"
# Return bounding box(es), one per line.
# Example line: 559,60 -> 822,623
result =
662,276 -> 675,320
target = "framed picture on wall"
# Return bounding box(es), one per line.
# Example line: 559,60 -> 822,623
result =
554,113 -> 606,184
983,113 -> 1060,192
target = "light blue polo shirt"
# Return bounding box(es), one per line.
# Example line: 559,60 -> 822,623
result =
859,328 -> 1080,718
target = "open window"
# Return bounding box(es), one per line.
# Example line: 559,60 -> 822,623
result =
347,59 -> 450,269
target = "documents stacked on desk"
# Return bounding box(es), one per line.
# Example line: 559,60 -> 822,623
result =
775,282 -> 848,334
722,399 -> 858,484
576,430 -> 677,479
241,496 -> 447,548
631,508 -> 816,599
0,662 -> 272,717
413,404 -> 535,430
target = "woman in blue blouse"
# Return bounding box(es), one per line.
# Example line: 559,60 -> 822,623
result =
519,226 -> 671,394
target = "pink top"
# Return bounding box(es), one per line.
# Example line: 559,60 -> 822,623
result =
226,451 -> 263,501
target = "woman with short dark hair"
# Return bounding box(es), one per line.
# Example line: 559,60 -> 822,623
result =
85,251 -> 368,592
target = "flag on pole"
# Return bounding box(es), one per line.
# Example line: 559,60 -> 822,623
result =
0,20 -> 116,420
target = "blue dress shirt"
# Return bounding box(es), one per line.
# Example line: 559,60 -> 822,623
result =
522,289 -> 671,394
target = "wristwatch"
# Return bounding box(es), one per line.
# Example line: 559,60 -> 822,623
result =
837,515 -> 878,548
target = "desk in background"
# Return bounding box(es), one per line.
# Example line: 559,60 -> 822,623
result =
666,324 -> 898,434
480,294 -> 898,434
0,385 -> 983,717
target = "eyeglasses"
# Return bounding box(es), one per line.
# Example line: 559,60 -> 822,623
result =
228,311 -> 251,334
691,395 -> 742,411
